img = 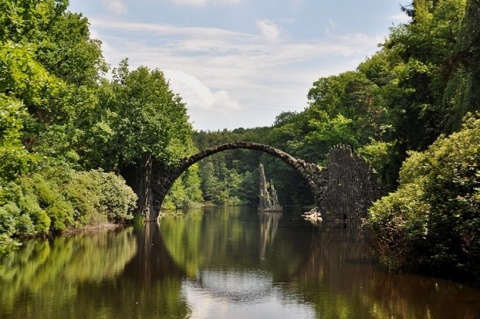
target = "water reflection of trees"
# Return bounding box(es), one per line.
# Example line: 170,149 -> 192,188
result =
287,224 -> 375,318
3,209 -> 479,319
160,206 -> 308,281
73,223 -> 189,319
0,224 -> 191,319
0,229 -> 137,318
287,223 -> 480,319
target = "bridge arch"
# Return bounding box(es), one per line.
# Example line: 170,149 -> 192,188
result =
150,142 -> 324,220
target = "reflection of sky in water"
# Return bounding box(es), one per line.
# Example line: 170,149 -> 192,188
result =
182,269 -> 315,319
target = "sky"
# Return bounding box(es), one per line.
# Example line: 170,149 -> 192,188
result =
68,0 -> 409,131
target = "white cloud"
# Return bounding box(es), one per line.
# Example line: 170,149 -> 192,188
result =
169,0 -> 240,6
163,69 -> 241,112
89,19 -> 381,129
390,13 -> 410,23
91,19 -> 250,41
256,19 -> 281,43
102,0 -> 127,15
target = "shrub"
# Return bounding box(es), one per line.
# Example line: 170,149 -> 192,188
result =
0,167 -> 137,254
85,170 -> 137,222
364,114 -> 480,281
19,192 -> 51,234
366,182 -> 430,270
0,182 -> 49,237
0,202 -> 20,237
25,174 -> 76,232
64,170 -> 105,225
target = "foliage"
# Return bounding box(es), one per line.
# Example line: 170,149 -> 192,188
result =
379,0 -> 468,180
65,170 -> 137,223
76,60 -> 200,211
452,0 -> 480,124
364,114 -> 480,281
0,95 -> 38,182
0,0 -> 105,166
0,167 -> 137,254
83,59 -> 193,169
163,165 -> 203,210
357,140 -> 396,188
0,0 -> 199,252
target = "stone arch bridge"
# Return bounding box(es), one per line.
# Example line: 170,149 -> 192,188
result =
148,142 -> 379,222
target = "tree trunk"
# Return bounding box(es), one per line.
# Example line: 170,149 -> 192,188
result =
120,154 -> 156,221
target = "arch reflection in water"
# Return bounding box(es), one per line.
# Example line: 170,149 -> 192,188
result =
195,269 -> 273,302
183,270 -> 316,319
3,207 -> 480,319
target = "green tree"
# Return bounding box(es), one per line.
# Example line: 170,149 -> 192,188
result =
83,60 -> 199,216
381,0 -> 467,165
453,0 -> 480,119
0,1 -> 139,251
0,95 -> 37,182
365,114 -> 480,281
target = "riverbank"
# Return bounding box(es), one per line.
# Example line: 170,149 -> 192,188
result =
60,222 -> 126,235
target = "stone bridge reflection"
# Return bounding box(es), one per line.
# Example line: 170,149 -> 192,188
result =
135,211 -> 373,311
4,212 -> 479,319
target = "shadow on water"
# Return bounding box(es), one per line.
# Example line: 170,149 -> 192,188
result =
73,223 -> 191,319
287,222 -> 480,319
0,225 -> 190,319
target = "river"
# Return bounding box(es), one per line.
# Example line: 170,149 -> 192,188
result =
1,206 -> 479,319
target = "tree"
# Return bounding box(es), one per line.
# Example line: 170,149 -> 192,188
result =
0,95 -> 36,183
82,60 -> 198,216
454,0 -> 480,116
383,0 -> 467,148
364,114 -> 480,281
0,0 -> 107,166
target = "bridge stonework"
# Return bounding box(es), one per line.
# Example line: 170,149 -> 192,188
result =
148,142 -> 379,222
319,145 -> 380,221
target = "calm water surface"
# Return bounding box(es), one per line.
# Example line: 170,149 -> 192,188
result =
1,206 -> 480,319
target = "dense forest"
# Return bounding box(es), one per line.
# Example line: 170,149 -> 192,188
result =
1,0 -> 479,282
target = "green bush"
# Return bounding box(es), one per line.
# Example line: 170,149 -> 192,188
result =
364,114 -> 480,280
0,202 -> 20,236
23,174 -> 76,232
82,170 -> 137,222
65,171 -> 105,225
366,182 -> 429,270
0,167 -> 137,253
0,183 -> 47,237
19,192 -> 51,234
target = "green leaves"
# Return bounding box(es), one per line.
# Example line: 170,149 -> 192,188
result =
0,0 -> 68,43
0,167 -> 137,244
94,61 -> 194,167
364,114 -> 480,279
0,95 -> 38,182
0,41 -> 62,107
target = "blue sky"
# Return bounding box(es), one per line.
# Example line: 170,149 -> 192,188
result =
68,0 -> 409,131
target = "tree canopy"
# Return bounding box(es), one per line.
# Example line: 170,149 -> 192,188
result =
0,0 -> 199,249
